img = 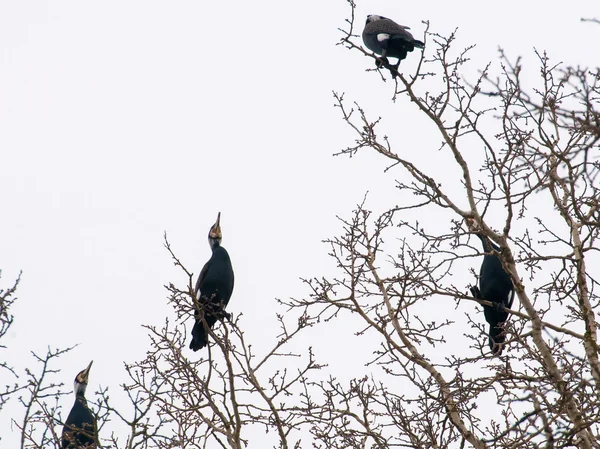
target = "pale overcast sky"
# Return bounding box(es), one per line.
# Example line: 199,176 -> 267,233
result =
1,0 -> 598,446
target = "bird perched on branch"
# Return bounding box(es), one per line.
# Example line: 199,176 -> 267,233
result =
466,219 -> 515,356
362,15 -> 424,72
189,212 -> 235,351
62,361 -> 98,449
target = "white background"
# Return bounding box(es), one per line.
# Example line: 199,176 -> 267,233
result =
1,0 -> 597,445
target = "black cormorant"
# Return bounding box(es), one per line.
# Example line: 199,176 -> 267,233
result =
467,219 -> 515,356
190,212 -> 235,351
362,15 -> 424,71
62,360 -> 97,449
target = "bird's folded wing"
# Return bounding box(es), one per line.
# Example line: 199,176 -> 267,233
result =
366,20 -> 410,35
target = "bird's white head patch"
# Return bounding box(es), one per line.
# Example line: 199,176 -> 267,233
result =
366,14 -> 386,23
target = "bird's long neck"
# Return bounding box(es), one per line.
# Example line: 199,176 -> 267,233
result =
476,233 -> 499,253
75,383 -> 88,400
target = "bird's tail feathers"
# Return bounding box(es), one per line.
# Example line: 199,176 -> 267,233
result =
189,311 -> 224,352
189,320 -> 208,352
488,323 -> 507,356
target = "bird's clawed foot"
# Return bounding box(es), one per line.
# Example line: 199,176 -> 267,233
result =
374,57 -> 400,79
375,56 -> 389,69
492,302 -> 505,313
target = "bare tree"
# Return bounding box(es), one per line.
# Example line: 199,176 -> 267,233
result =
3,4 -> 599,448
103,236 -> 319,449
282,3 -> 599,448
2,237 -> 319,449
1,270 -> 23,418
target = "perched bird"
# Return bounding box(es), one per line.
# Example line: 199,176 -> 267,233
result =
190,212 -> 235,351
466,219 -> 515,356
62,361 -> 97,449
362,15 -> 424,71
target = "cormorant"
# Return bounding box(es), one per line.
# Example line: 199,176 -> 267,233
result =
189,212 -> 235,351
466,219 -> 515,356
362,15 -> 424,71
62,361 -> 97,449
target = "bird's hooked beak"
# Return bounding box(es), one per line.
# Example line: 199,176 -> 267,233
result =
465,217 -> 481,233
73,360 -> 93,397
79,360 -> 93,384
207,212 -> 223,249
209,212 -> 223,240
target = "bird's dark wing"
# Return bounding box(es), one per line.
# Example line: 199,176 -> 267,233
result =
365,18 -> 410,36
470,285 -> 482,299
388,30 -> 417,41
194,260 -> 211,300
61,400 -> 98,448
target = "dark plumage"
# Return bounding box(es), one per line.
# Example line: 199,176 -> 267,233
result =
362,15 -> 424,69
467,219 -> 515,356
62,361 -> 97,449
189,212 -> 235,351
